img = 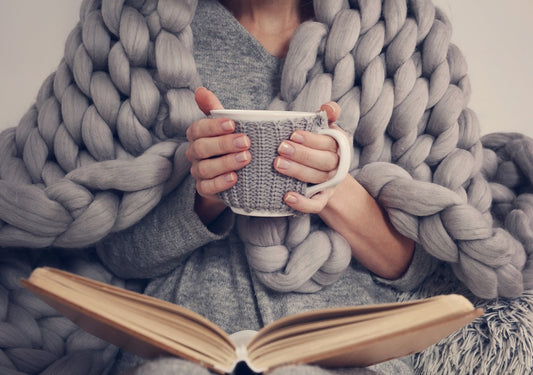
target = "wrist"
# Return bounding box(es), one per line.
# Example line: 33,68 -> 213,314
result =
320,175 -> 415,279
320,175 -> 363,220
194,193 -> 227,225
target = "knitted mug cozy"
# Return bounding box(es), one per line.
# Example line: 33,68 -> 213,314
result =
0,0 -> 532,298
218,113 -> 323,216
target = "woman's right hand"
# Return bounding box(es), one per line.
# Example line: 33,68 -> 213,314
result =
185,87 -> 252,223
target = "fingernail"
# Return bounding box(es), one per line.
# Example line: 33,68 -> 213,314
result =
275,158 -> 291,170
323,102 -> 336,113
290,132 -> 304,144
225,172 -> 236,182
285,193 -> 297,204
278,141 -> 295,155
234,151 -> 249,163
194,86 -> 206,95
221,120 -> 234,132
233,135 -> 250,148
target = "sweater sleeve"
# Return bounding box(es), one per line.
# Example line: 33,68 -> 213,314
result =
372,244 -> 440,292
96,175 -> 235,279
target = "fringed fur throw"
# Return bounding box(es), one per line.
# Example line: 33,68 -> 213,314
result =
1,0 -> 533,374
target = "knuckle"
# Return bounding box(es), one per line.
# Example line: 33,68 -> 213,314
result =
310,197 -> 327,213
299,147 -> 313,165
326,138 -> 338,153
190,141 -> 208,160
198,179 -> 213,196
217,135 -> 232,154
196,161 -> 211,179
186,123 -> 199,141
326,170 -> 337,181
196,180 -> 206,195
320,171 -> 331,183
219,154 -> 233,171
297,200 -> 322,215
313,170 -> 331,184
327,153 -> 340,170
185,147 -> 192,162
189,165 -> 198,179
213,177 -> 228,192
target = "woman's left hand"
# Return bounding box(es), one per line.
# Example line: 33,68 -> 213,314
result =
275,103 -> 414,279
274,101 -> 348,214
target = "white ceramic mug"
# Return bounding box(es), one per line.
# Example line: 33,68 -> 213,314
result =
210,109 -> 351,216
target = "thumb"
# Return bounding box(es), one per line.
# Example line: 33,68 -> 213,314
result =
320,101 -> 341,124
195,87 -> 224,115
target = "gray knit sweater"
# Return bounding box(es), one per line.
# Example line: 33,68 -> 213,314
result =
97,1 -> 437,373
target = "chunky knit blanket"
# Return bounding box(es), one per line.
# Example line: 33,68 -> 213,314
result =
1,0 -> 533,374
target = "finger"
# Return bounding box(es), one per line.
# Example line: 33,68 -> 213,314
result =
274,156 -> 334,184
278,140 -> 339,172
195,87 -> 223,115
191,151 -> 251,180
320,101 -> 341,123
289,131 -> 338,153
187,117 -> 235,142
197,172 -> 238,197
186,133 -> 250,160
283,190 -> 332,214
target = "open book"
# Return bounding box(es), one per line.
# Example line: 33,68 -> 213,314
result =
21,267 -> 483,374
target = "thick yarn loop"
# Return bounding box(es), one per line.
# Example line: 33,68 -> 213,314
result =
481,133 -> 533,291
354,157 -> 528,298
237,215 -> 352,293
0,248 -> 133,375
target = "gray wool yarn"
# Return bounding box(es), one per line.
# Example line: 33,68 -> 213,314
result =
1,0 -> 533,300
0,248 -> 130,375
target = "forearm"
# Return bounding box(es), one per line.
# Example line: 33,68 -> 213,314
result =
319,175 -> 414,279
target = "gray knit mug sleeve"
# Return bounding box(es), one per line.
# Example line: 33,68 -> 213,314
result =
211,110 -> 351,217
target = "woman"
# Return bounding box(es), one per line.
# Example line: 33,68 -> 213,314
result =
97,0 -> 438,373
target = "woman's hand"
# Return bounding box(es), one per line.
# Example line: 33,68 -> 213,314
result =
274,101 -> 346,214
185,87 -> 252,224
274,101 -> 414,278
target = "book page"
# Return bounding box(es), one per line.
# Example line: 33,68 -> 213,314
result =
313,309 -> 482,368
228,330 -> 258,372
246,295 -> 482,370
249,297 -> 431,348
248,302 -> 420,352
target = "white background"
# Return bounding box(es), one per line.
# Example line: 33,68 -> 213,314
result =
0,0 -> 532,136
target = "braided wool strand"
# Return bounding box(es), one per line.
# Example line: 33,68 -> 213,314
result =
0,248 -> 126,375
0,0 -> 532,299
0,0 -> 201,248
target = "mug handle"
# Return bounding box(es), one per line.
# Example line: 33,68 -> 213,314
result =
305,128 -> 352,197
